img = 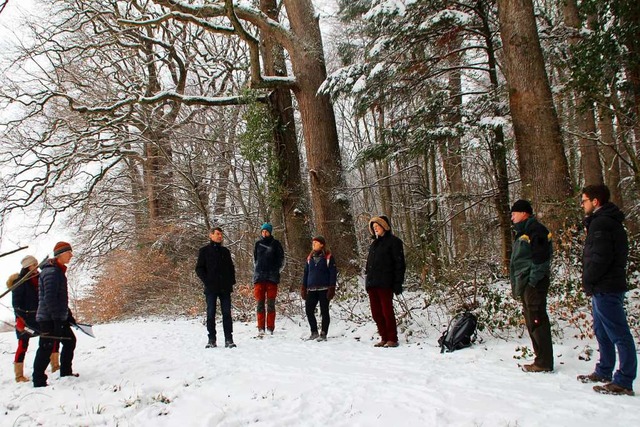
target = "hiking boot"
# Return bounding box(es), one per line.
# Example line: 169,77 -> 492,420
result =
374,340 -> 387,347
384,341 -> 399,348
14,363 -> 29,383
577,372 -> 610,383
60,372 -> 79,378
307,332 -> 319,341
521,364 -> 552,373
593,382 -> 634,396
257,329 -> 265,337
267,328 -> 274,335
205,339 -> 216,348
50,352 -> 60,373
225,341 -> 237,348
317,332 -> 327,342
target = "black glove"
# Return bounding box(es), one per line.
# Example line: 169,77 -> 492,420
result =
393,283 -> 403,296
300,286 -> 307,300
327,286 -> 336,301
67,310 -> 77,325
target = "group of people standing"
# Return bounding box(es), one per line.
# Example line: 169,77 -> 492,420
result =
195,215 -> 407,349
510,184 -> 637,396
8,242 -> 78,387
9,186 -> 636,397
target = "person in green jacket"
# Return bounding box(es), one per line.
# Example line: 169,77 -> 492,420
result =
509,200 -> 554,373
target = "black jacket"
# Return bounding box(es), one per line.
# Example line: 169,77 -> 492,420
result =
196,242 -> 236,294
37,260 -> 70,322
582,202 -> 629,295
12,267 -> 39,328
365,232 -> 406,293
253,236 -> 285,285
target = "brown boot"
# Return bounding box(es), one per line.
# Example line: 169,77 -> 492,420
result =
50,352 -> 60,373
14,363 -> 30,383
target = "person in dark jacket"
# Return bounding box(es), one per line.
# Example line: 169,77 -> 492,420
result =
301,235 -> 337,341
32,241 -> 78,387
577,184 -> 636,396
365,215 -> 405,348
253,222 -> 285,336
508,199 -> 554,373
9,255 -> 39,382
195,227 -> 237,348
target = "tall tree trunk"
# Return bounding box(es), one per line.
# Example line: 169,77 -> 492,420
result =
440,51 -> 468,260
479,0 -> 512,272
260,0 -> 311,286
285,0 -> 358,273
563,0 -> 604,186
597,103 -> 623,207
497,0 -> 572,233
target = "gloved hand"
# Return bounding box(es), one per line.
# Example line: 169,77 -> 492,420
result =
16,317 -> 25,332
67,310 -> 77,325
393,283 -> 403,296
300,286 -> 307,300
327,286 -> 336,301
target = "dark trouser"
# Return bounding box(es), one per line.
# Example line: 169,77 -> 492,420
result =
305,289 -> 331,334
33,320 -> 76,386
592,292 -> 637,389
206,292 -> 233,342
367,287 -> 398,343
15,335 -> 30,363
522,279 -> 553,370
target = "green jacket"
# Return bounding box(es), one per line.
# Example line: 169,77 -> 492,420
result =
509,216 -> 553,299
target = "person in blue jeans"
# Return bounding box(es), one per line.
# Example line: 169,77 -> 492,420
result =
578,184 -> 637,396
196,227 -> 236,348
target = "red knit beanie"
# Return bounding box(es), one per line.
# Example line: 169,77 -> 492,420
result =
53,241 -> 73,257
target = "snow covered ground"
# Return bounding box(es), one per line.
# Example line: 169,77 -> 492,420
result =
1,314 -> 638,426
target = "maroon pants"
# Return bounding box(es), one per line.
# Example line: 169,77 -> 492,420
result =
367,287 -> 398,342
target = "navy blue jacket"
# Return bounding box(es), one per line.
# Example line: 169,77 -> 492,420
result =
12,267 -> 39,328
253,236 -> 285,285
303,250 -> 337,290
36,260 -> 70,322
582,202 -> 629,295
195,241 -> 236,294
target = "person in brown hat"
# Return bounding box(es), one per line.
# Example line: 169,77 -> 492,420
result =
301,235 -> 337,341
8,255 -> 39,382
32,241 -> 78,387
365,215 -> 406,348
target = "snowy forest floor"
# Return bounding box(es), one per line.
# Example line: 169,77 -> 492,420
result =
1,312 -> 639,426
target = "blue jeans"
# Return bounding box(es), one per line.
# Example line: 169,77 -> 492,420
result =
206,292 -> 233,342
592,292 -> 637,389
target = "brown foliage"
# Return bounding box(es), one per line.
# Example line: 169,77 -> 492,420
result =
76,248 -> 203,323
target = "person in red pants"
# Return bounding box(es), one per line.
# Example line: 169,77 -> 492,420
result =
365,216 -> 406,348
253,223 -> 285,336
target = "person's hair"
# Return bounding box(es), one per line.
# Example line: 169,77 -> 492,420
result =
582,184 -> 610,204
210,227 -> 223,234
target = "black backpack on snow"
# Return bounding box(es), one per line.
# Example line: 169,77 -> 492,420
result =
438,311 -> 478,353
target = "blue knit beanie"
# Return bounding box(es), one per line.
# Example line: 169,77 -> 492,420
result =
261,222 -> 273,234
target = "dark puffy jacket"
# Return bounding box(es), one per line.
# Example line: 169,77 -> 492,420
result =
36,260 -> 69,322
582,202 -> 628,295
365,232 -> 406,293
303,250 -> 337,290
11,267 -> 40,328
195,242 -> 236,294
509,216 -> 553,299
253,236 -> 285,285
